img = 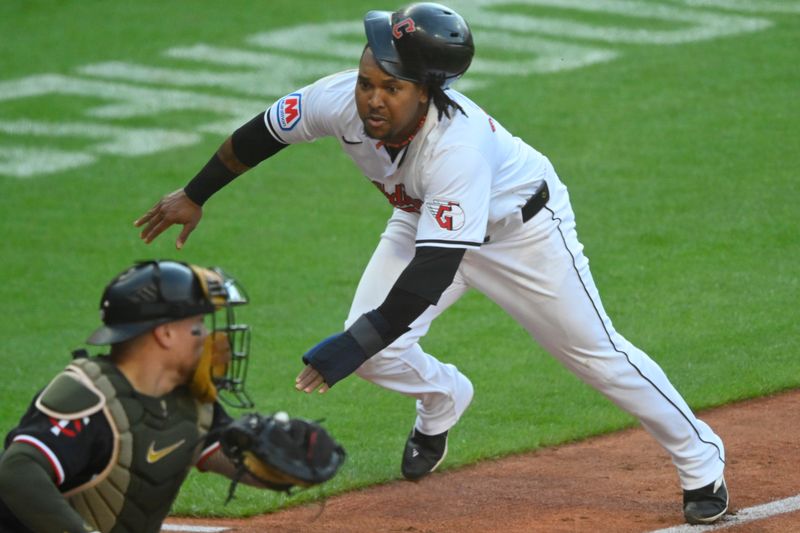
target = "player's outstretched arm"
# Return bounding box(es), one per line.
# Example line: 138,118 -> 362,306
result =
134,112 -> 287,249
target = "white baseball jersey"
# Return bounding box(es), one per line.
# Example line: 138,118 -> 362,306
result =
263,69 -> 725,492
264,69 -> 545,249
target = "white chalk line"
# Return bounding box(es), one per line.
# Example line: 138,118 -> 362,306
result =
161,525 -> 230,533
649,493 -> 800,532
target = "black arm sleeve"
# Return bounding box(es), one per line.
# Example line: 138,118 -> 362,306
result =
183,113 -> 287,205
393,247 -> 465,305
373,246 -> 465,344
231,113 -> 287,167
183,153 -> 238,206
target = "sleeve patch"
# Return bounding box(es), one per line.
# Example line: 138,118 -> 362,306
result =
277,93 -> 302,131
426,199 -> 465,231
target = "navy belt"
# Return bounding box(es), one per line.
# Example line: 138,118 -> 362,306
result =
484,182 -> 549,243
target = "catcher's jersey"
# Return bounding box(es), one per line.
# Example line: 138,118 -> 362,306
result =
264,70 -> 549,249
0,361 -> 230,517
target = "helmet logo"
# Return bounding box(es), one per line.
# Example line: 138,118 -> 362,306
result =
392,17 -> 416,39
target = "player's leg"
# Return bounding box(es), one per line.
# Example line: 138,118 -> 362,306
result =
347,209 -> 473,438
467,165 -> 725,499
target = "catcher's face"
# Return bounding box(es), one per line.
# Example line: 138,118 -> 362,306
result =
168,315 -> 209,382
356,47 -> 428,144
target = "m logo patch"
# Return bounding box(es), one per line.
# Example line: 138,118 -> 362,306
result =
277,93 -> 302,131
427,199 -> 465,231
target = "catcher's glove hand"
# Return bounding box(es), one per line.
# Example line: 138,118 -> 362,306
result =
220,411 -> 346,501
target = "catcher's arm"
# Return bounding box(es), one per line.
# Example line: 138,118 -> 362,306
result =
0,443 -> 98,533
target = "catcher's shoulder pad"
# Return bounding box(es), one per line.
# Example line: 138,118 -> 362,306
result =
35,365 -> 106,420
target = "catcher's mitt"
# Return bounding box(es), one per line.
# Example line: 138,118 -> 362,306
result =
220,411 -> 346,501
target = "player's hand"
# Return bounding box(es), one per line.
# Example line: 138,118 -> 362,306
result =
295,365 -> 330,394
134,189 -> 202,249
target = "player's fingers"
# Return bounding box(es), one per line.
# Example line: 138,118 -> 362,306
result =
303,375 -> 325,393
295,366 -> 325,392
176,223 -> 196,250
295,364 -> 316,383
138,213 -> 161,240
295,367 -> 312,389
133,206 -> 158,227
141,219 -> 172,244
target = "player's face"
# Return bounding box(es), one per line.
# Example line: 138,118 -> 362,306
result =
356,47 -> 429,143
176,315 -> 208,379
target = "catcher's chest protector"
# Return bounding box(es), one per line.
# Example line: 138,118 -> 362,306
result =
62,358 -> 213,533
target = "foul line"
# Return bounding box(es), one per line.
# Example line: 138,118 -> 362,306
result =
649,493 -> 800,532
161,525 -> 230,532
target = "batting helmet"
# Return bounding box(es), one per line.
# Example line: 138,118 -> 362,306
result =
364,2 -> 474,88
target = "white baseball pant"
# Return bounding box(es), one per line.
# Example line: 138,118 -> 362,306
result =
345,160 -> 725,490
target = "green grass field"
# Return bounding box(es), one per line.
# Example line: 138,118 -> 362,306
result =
1,0 -> 798,518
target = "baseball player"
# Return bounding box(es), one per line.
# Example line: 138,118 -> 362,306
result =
134,3 -> 728,525
0,261 -> 342,533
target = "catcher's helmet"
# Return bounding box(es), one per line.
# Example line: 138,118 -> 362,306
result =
87,260 -> 214,345
364,2 -> 474,88
86,260 -> 253,407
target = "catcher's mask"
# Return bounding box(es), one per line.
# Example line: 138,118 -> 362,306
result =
364,2 -> 474,88
86,260 -> 253,408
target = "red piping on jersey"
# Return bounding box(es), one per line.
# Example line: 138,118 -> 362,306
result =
13,435 -> 66,485
195,441 -> 222,471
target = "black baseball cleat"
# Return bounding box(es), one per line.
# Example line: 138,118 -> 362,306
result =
683,476 -> 729,525
401,428 -> 448,481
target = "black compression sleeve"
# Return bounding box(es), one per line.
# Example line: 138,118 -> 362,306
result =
231,113 -> 287,167
375,287 -> 431,342
183,114 -> 287,206
394,247 -> 466,304
371,247 -> 465,345
183,153 -> 238,206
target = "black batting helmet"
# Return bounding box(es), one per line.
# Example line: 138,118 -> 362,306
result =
364,2 -> 474,88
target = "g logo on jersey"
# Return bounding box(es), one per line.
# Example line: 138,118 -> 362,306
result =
427,199 -> 465,231
277,93 -> 302,131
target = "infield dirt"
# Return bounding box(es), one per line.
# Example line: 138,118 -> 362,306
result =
168,389 -> 800,532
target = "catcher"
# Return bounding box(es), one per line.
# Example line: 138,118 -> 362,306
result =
0,260 -> 345,533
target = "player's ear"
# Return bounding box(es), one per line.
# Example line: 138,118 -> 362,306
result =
418,82 -> 429,105
151,322 -> 174,348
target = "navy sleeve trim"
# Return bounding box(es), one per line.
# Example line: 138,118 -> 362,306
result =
415,239 -> 481,248
265,106 -> 289,145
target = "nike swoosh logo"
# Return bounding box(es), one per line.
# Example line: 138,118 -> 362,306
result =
341,136 -> 363,145
146,439 -> 186,463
